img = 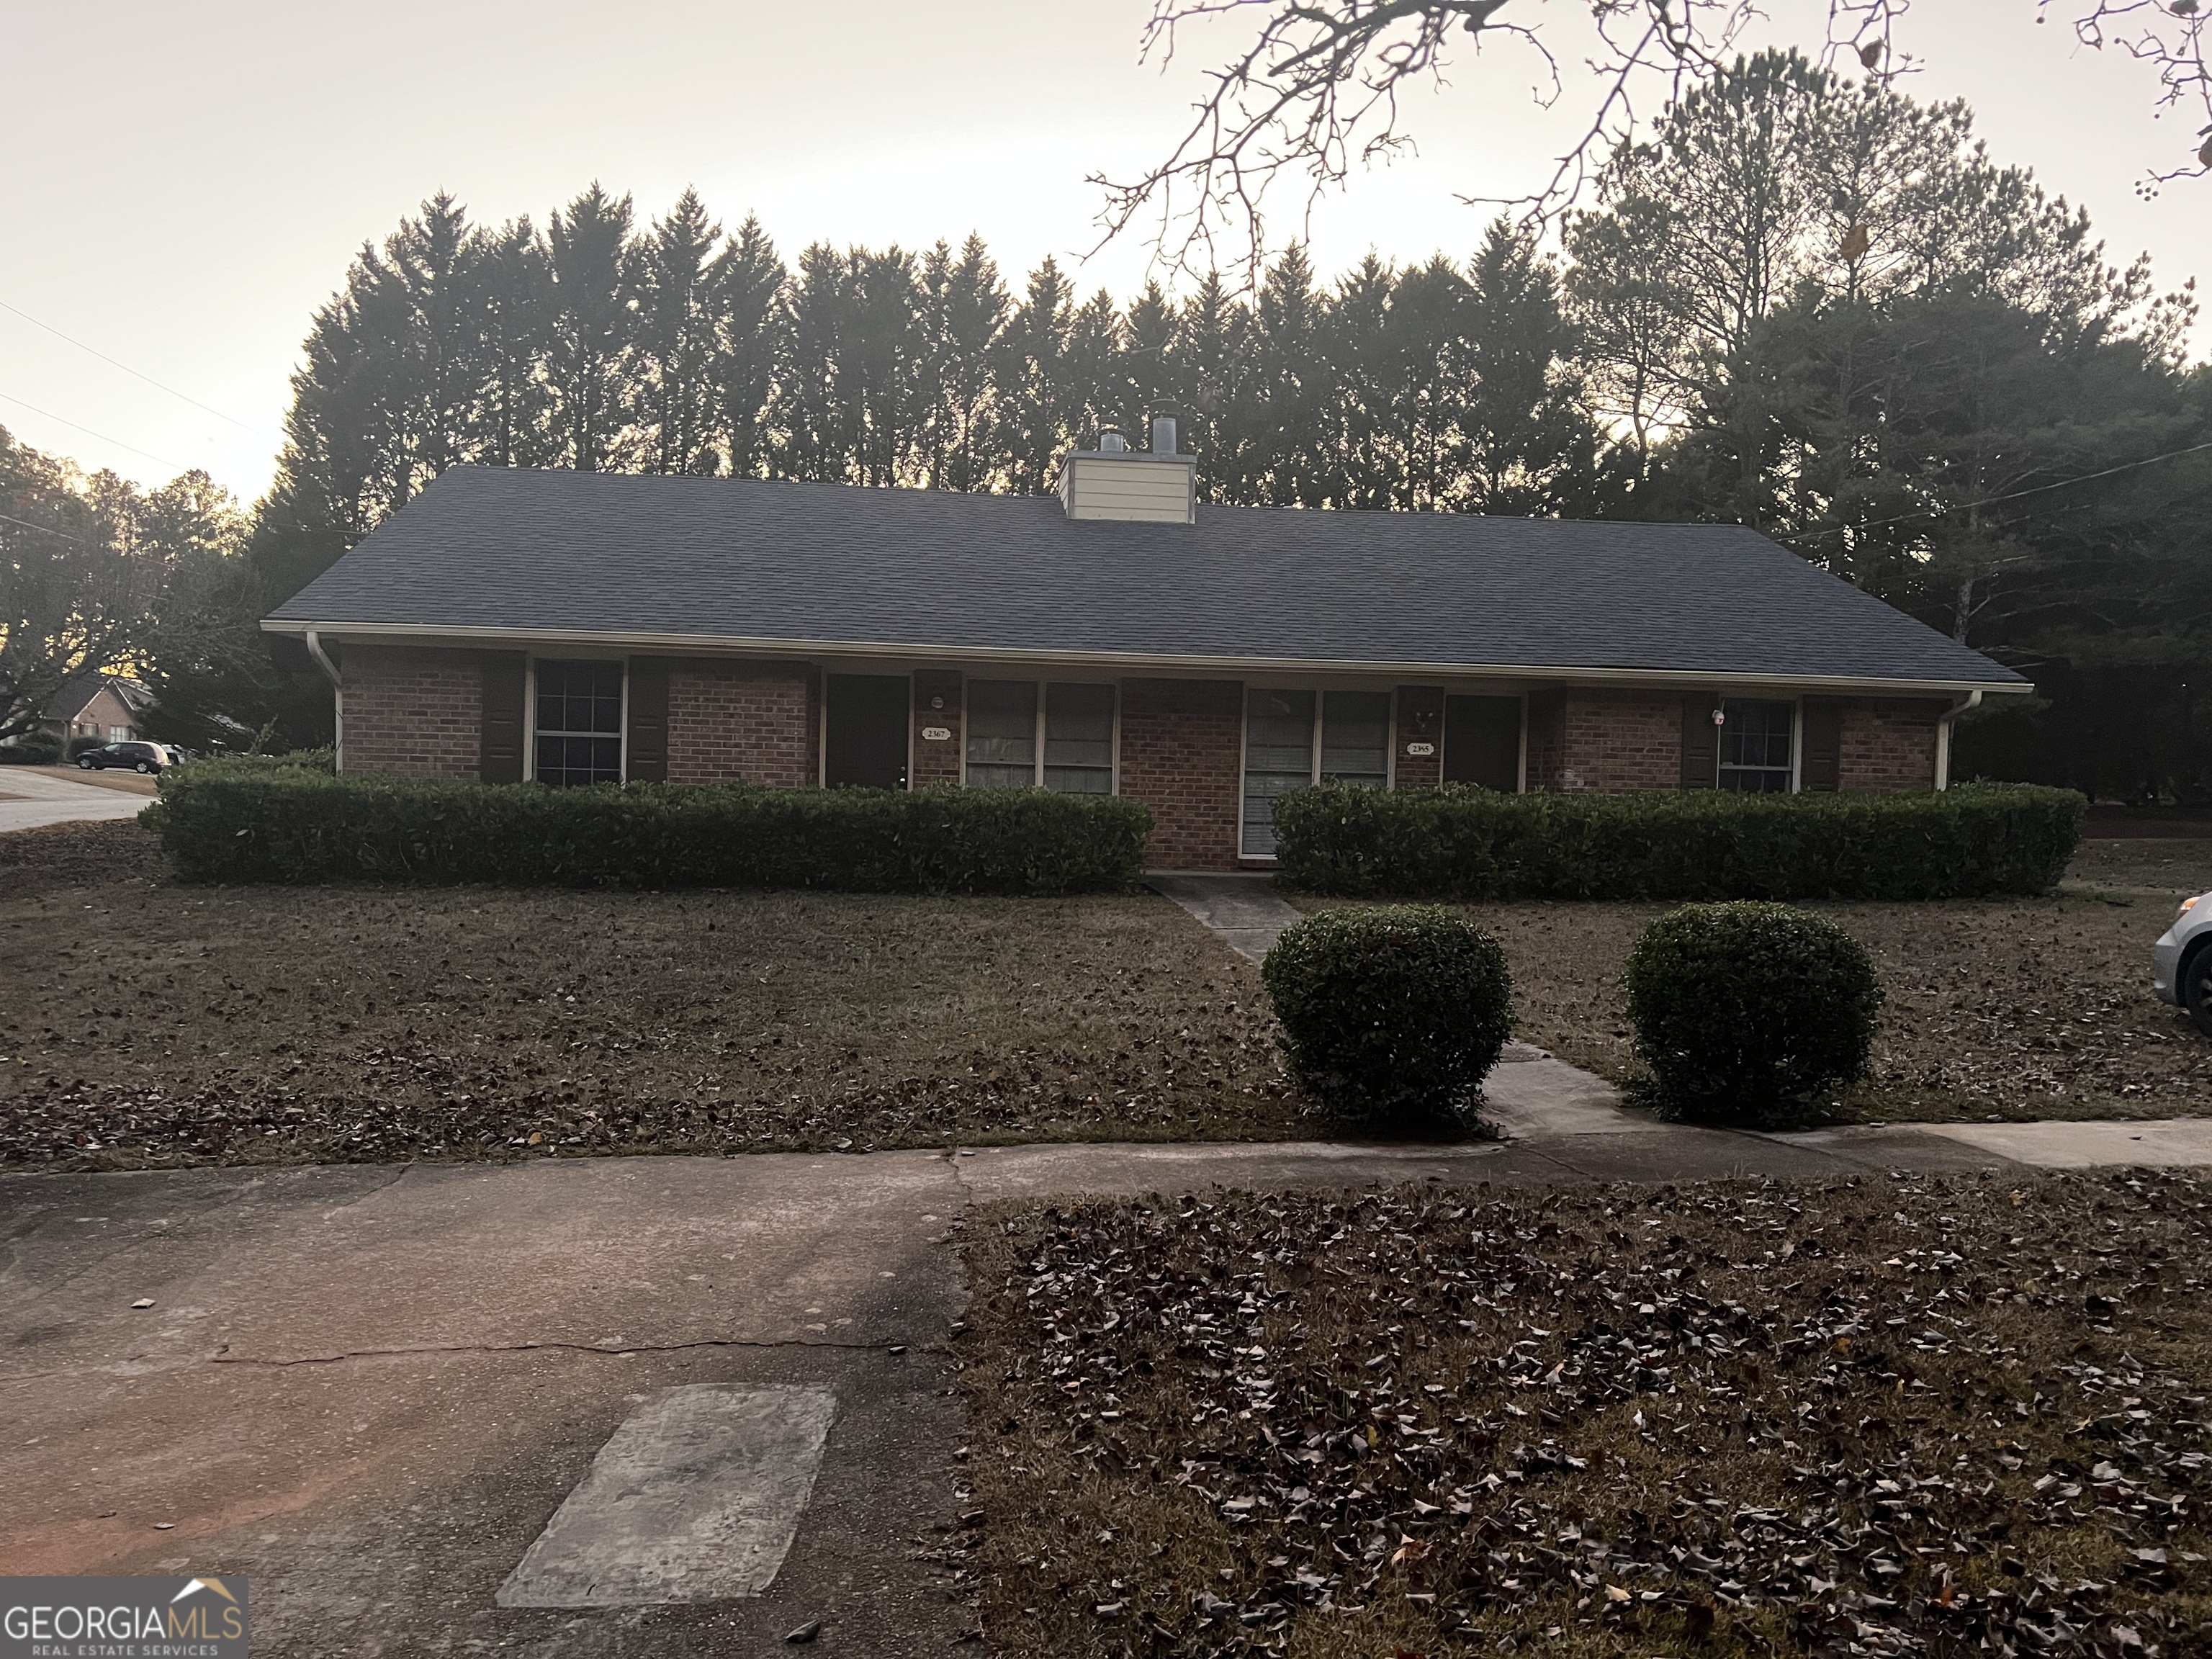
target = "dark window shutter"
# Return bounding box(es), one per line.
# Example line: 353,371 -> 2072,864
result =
480,652 -> 526,783
1801,696 -> 1843,792
626,657 -> 671,783
1680,696 -> 1717,789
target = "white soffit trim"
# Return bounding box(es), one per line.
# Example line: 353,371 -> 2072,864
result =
259,619 -> 2029,698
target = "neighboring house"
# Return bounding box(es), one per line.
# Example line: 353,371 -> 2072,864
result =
37,675 -> 155,747
261,421 -> 2029,871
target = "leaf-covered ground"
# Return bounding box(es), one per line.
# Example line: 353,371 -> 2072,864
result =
958,1172 -> 2212,1657
1300,838 -> 2212,1123
0,820 -> 1310,1169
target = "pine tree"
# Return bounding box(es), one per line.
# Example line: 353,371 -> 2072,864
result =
469,217 -> 557,470
632,188 -> 725,475
546,184 -> 639,472
997,258 -> 1078,495
1121,282 -> 1178,441
1462,220 -> 1598,513
917,235 -> 1010,491
1251,246 -> 1331,506
1168,271 -> 1255,503
1062,290 -> 1130,459
1322,255 -> 1395,509
714,215 -> 788,479
1380,256 -> 1473,511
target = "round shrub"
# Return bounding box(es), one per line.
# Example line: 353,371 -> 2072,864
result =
1261,904 -> 1512,1130
1623,902 -> 1882,1127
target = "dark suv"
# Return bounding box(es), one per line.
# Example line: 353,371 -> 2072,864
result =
76,740 -> 171,774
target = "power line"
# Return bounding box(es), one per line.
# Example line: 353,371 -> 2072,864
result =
0,297 -> 249,428
1838,439 -> 2212,535
0,389 -> 195,472
0,506 -> 89,544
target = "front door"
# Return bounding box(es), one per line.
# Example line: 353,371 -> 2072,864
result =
824,674 -> 909,788
1444,695 -> 1521,791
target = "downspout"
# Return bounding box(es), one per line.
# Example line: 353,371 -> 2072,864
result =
305,628 -> 343,771
1933,689 -> 1982,792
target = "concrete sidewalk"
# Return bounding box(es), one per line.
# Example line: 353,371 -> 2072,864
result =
0,767 -> 155,833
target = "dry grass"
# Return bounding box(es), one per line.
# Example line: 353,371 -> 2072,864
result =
0,820 -> 1313,1169
957,1173 -> 2212,1658
1298,838 -> 2212,1123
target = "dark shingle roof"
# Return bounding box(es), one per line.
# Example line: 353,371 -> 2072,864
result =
267,467 -> 2023,688
44,674 -> 153,722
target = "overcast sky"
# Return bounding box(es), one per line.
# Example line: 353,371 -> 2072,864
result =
4,1 -> 2206,505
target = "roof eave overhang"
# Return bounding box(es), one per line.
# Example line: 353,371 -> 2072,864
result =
259,618 -> 2032,697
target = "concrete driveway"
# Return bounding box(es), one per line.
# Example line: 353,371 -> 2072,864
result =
0,766 -> 156,833
1,1154 -> 974,1657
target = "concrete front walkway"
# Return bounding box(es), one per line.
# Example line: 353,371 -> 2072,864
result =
0,766 -> 156,832
1148,870 -> 1302,961
1142,871 -> 2212,1174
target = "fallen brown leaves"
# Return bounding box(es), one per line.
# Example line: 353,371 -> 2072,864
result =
958,1172 -> 2212,1657
1306,838 -> 2212,1123
0,821 -> 1312,1168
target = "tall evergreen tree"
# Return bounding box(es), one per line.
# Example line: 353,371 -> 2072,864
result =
1251,246 -> 1331,506
1120,281 -> 1179,441
632,188 -> 725,475
469,216 -> 557,470
1168,271 -> 1255,501
546,183 -> 639,472
997,258 -> 1079,495
714,215 -> 788,480
1461,220 -> 1596,514
917,235 -> 1010,491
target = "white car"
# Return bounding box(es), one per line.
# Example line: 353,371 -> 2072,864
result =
2152,892 -> 2212,1035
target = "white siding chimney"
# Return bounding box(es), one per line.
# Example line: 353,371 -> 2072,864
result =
1057,419 -> 1196,523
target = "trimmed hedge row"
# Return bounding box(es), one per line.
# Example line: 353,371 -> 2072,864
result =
1271,781 -> 2085,901
145,763 -> 1152,894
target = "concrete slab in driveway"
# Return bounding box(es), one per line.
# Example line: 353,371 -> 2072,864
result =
0,1155 -> 976,1657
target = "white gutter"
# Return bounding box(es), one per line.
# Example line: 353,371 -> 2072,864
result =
260,619 -> 2031,702
1933,688 -> 1983,791
304,628 -> 343,770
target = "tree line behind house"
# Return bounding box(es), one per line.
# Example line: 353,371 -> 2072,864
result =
4,50 -> 2209,791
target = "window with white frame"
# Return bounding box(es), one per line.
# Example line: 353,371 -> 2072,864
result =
534,660 -> 624,786
964,680 -> 1115,793
965,680 -> 1037,788
1717,698 -> 1794,793
1241,688 -> 1392,856
1043,683 -> 1115,793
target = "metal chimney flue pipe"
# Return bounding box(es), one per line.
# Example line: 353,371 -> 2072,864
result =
1150,415 -> 1177,455
1099,428 -> 1127,453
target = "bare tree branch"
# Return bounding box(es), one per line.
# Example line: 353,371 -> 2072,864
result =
1100,1 -> 2205,284
2050,0 -> 2212,194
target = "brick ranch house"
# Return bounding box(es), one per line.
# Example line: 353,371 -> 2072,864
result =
263,423 -> 2028,872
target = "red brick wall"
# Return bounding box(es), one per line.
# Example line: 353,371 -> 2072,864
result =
1840,697 -> 1941,792
1119,678 -> 1243,870
1394,686 -> 1442,789
1559,690 -> 1682,793
667,662 -> 814,786
912,668 -> 963,788
341,644 -> 480,779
